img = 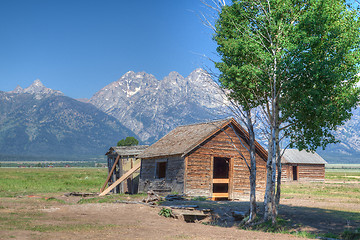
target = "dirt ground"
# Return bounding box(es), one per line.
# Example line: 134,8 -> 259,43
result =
279,197 -> 359,234
0,197 -> 308,240
160,196 -> 360,234
0,180 -> 359,240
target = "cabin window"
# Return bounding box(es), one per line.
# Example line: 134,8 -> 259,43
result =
156,161 -> 167,179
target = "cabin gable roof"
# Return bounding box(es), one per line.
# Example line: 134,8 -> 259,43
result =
138,118 -> 268,160
282,149 -> 327,164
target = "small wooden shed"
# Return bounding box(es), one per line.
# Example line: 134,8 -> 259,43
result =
105,145 -> 148,194
138,118 -> 268,200
281,149 -> 327,182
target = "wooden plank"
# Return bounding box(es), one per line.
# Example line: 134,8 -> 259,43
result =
229,157 -> 233,200
184,156 -> 188,194
210,155 -> 214,194
212,193 -> 229,198
118,157 -> 122,193
100,155 -> 120,192
129,157 -> 133,194
99,162 -> 141,196
212,178 -> 229,184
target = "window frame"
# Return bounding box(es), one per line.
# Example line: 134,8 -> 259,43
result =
155,159 -> 167,179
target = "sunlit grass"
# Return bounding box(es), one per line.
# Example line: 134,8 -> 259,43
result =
0,168 -> 107,197
281,170 -> 360,208
282,182 -> 359,197
325,171 -> 360,181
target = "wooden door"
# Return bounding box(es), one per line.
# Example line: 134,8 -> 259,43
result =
292,166 -> 298,181
212,157 -> 230,200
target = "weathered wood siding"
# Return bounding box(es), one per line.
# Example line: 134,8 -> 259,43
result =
281,165 -> 291,182
282,164 -> 325,182
298,164 -> 325,181
107,155 -> 141,194
138,155 -> 185,194
185,125 -> 267,200
120,156 -> 141,193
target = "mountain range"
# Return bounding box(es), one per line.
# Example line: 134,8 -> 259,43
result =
89,69 -> 227,143
0,81 -> 135,160
1,70 -> 360,163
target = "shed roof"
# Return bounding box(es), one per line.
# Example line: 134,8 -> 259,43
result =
282,149 -> 327,164
105,145 -> 149,156
138,118 -> 268,160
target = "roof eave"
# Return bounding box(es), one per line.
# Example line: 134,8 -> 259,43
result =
139,153 -> 183,160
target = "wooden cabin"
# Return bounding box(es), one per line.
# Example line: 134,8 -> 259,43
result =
281,149 -> 327,182
105,145 -> 148,194
138,118 -> 268,200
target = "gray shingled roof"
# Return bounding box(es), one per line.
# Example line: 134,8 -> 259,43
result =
105,145 -> 149,156
138,118 -> 233,159
282,149 -> 327,164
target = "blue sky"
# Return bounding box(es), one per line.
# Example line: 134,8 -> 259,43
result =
0,0 -> 220,99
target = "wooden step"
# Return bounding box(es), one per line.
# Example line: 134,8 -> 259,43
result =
213,178 -> 229,184
212,192 -> 229,198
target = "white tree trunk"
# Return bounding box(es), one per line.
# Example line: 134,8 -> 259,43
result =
263,130 -> 274,221
246,110 -> 257,223
275,118 -> 282,215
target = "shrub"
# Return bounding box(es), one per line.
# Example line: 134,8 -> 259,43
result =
341,228 -> 360,240
158,208 -> 173,218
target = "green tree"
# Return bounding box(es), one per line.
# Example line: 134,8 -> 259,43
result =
117,137 -> 139,146
214,0 -> 360,223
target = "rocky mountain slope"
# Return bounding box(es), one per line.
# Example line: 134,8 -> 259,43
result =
89,69 -> 360,163
89,69 -> 228,143
0,81 -> 136,160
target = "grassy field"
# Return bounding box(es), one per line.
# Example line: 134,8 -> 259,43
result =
0,167 -> 359,240
281,170 -> 360,203
0,168 -> 108,197
282,182 -> 360,202
326,170 -> 360,180
1,167 -> 358,197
